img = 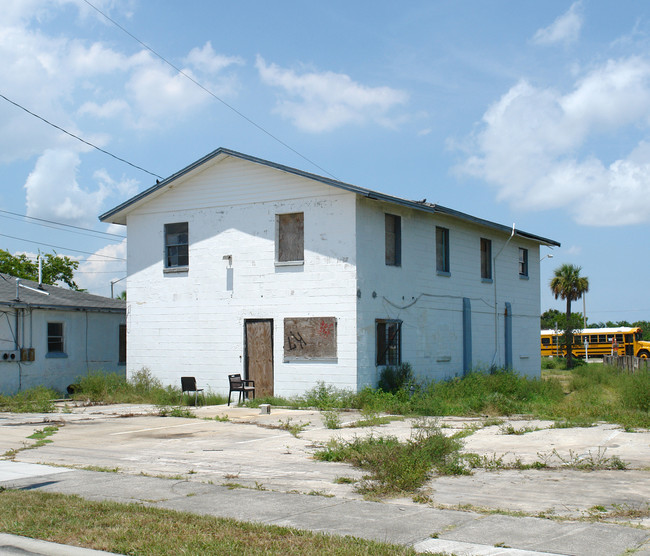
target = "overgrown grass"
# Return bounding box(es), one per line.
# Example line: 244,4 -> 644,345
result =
69,368 -> 228,407
0,386 -> 57,413
0,490 -> 416,555
315,420 -> 465,497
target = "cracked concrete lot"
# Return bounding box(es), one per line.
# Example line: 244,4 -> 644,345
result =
2,402 -> 649,527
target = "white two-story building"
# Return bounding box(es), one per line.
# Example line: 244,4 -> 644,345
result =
100,148 -> 559,397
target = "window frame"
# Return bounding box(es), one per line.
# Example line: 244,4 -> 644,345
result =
276,212 -> 305,265
376,319 -> 402,366
480,237 -> 492,281
385,213 -> 401,267
435,226 -> 450,274
518,247 -> 529,278
47,322 -> 65,354
164,222 -> 189,269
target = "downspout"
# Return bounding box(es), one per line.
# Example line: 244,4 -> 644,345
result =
493,224 -> 515,366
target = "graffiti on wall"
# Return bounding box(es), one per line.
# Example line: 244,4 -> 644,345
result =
283,317 -> 337,360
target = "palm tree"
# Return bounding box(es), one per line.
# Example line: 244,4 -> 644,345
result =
550,264 -> 589,368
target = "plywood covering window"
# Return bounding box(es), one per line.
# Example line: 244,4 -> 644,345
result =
164,222 -> 189,268
480,237 -> 492,280
283,317 -> 337,360
385,213 -> 401,266
436,226 -> 450,274
376,319 -> 401,366
277,212 -> 304,263
47,322 -> 64,353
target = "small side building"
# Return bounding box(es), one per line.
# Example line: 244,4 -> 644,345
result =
0,274 -> 126,395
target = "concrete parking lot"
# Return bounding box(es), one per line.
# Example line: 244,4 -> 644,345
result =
1,403 -> 649,555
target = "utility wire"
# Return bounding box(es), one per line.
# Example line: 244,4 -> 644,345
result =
0,92 -> 163,180
0,210 -> 126,239
82,0 -> 340,181
0,233 -> 125,260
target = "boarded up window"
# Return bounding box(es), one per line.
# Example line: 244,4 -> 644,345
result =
385,213 -> 401,266
436,226 -> 449,273
284,317 -> 337,360
119,324 -> 127,364
277,212 -> 304,262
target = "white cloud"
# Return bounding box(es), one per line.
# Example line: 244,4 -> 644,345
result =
455,56 -> 650,226
0,5 -> 243,161
76,238 -> 127,296
24,149 -> 111,227
533,2 -> 583,46
185,41 -> 244,74
256,56 -> 409,132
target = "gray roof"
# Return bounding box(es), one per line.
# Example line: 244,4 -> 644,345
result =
0,274 -> 126,313
100,147 -> 560,247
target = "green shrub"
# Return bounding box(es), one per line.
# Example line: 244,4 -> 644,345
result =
378,363 -> 414,394
0,386 -> 57,413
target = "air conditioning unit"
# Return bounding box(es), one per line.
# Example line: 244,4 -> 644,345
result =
0,351 -> 20,362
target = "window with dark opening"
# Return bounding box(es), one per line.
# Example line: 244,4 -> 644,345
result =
47,322 -> 64,353
480,237 -> 492,280
277,212 -> 304,263
376,319 -> 402,366
519,247 -> 528,277
385,214 -> 401,266
119,324 -> 127,364
164,222 -> 189,268
436,226 -> 449,273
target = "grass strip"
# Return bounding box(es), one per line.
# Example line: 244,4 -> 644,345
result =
0,490 -> 416,555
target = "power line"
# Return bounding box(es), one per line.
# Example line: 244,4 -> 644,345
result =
0,233 -> 125,261
0,210 -> 126,239
0,92 -> 163,180
81,0 -> 339,181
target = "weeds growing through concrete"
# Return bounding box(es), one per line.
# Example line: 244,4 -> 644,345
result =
315,421 -> 465,498
321,410 -> 342,429
277,417 -> 310,437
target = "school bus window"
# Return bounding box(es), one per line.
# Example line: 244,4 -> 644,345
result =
626,334 -> 632,343
615,334 -> 623,342
542,338 -> 550,345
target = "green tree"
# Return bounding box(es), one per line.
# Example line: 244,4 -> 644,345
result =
0,249 -> 81,290
541,308 -> 584,330
550,264 -> 589,368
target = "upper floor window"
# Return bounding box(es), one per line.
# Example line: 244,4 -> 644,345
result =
47,322 -> 64,353
164,222 -> 189,268
376,319 -> 402,366
277,212 -> 304,263
519,247 -> 529,277
385,213 -> 401,266
480,237 -> 492,280
436,226 -> 450,274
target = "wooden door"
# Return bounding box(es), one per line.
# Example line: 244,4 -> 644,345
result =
245,319 -> 273,397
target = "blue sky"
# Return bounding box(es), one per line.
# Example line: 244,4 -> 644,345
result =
1,0 -> 649,323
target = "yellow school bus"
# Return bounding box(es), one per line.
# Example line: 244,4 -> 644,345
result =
541,327 -> 650,359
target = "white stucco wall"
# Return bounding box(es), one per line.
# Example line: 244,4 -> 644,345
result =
125,156 -> 358,397
355,197 -> 541,388
0,308 -> 125,396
